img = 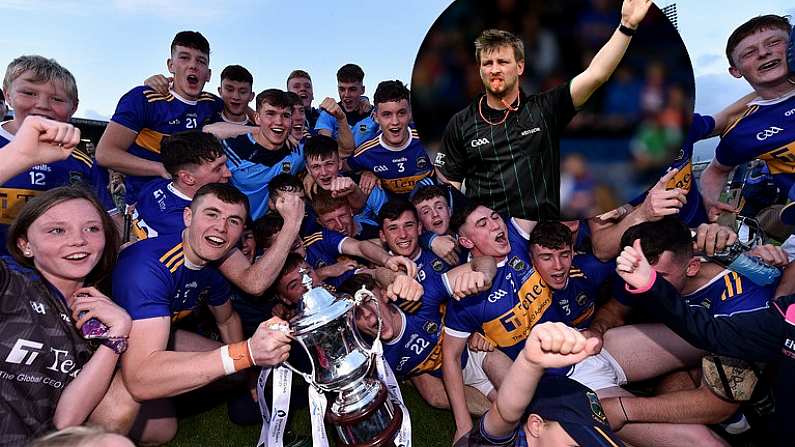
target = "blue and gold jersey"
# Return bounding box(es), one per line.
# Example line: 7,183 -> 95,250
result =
0,125 -> 112,255
349,130 -> 433,198
131,179 -> 191,239
303,228 -> 355,288
554,253 -> 615,329
683,269 -> 773,317
110,86 -> 223,199
444,219 -> 563,360
716,92 -> 795,194
393,248 -> 452,322
112,233 -> 230,321
631,113 -> 715,226
383,308 -> 467,380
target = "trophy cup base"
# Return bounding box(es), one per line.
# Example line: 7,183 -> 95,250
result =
327,379 -> 403,447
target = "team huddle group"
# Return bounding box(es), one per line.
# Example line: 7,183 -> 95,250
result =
2,0 -> 795,445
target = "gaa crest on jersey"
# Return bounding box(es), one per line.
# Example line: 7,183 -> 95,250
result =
508,256 -> 527,272
68,171 -> 83,185
431,258 -> 444,272
281,161 -> 292,173
359,123 -> 368,132
416,156 -> 428,170
575,292 -> 588,307
587,391 -> 608,424
423,321 -> 438,334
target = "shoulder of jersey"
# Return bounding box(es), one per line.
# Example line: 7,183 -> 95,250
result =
197,92 -> 221,103
141,86 -> 176,103
353,135 -> 381,157
302,231 -> 324,247
721,105 -> 760,138
156,240 -> 186,273
68,147 -> 93,168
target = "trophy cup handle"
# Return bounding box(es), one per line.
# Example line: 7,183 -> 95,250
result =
353,286 -> 384,355
280,337 -> 317,387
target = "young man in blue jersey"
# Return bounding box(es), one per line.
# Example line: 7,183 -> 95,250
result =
108,183 -> 293,442
440,203 -> 550,442
410,183 -> 474,266
314,64 -> 370,155
286,69 -> 319,130
0,55 -> 112,254
378,200 -> 462,321
132,131 -> 230,239
96,31 -> 225,202
700,15 -> 795,215
304,134 -> 386,222
589,217 -> 774,446
222,89 -> 305,220
348,80 -> 434,199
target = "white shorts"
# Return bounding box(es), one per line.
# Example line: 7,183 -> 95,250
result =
462,348 -> 495,397
567,348 -> 627,392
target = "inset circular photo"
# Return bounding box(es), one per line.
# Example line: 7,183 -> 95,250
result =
411,0 -> 695,220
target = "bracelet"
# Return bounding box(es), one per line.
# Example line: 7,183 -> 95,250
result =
228,341 -> 254,372
625,270 -> 657,294
618,23 -> 636,36
101,336 -> 128,355
618,396 -> 631,423
247,338 -> 257,366
220,345 -> 236,375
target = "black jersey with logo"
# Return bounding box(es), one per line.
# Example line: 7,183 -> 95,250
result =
436,85 -> 576,220
0,260 -> 93,445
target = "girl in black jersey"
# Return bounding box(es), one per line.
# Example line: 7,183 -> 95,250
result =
0,116 -> 132,445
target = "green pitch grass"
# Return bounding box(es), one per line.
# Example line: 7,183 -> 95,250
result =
165,382 -> 456,446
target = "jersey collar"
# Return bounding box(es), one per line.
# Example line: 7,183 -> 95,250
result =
170,89 -> 198,105
167,182 -> 193,201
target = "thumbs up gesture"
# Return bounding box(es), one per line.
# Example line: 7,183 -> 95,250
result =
616,239 -> 654,289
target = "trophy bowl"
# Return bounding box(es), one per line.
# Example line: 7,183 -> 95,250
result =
284,271 -> 405,446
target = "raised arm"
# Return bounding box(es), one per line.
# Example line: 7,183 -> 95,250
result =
699,159 -> 734,213
218,194 -> 304,294
95,121 -> 169,178
569,0 -> 652,109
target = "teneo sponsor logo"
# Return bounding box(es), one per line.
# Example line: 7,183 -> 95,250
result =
470,138 -> 490,147
756,126 -> 783,141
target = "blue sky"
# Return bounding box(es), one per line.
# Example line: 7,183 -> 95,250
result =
1,0 -> 794,160
0,0 -> 449,120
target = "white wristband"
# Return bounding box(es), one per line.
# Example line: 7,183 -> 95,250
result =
220,345 -> 235,375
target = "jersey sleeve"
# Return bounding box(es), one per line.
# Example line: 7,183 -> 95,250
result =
538,83 -> 577,132
112,249 -> 174,320
364,185 -> 387,216
322,228 -> 348,256
346,151 -> 365,172
442,282 -> 481,338
436,114 -> 467,182
206,270 -> 232,307
110,86 -> 149,133
714,137 -> 744,167
314,110 -> 337,135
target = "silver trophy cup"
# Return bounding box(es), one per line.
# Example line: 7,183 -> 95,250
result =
284,271 -> 402,446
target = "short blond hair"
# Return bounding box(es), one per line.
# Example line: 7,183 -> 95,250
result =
3,55 -> 78,105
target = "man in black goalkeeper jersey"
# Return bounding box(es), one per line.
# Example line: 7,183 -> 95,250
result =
435,0 -> 652,221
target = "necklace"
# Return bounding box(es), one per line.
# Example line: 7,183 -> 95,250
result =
478,94 -> 521,126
